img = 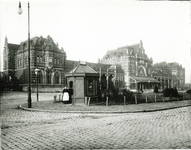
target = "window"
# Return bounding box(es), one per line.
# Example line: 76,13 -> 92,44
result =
69,81 -> 73,95
54,72 -> 59,84
17,58 -> 19,66
37,55 -> 39,62
25,57 -> 27,65
88,80 -> 93,91
20,58 -> 22,66
69,81 -> 73,89
40,56 -> 43,62
4,60 -> 7,68
46,69 -> 51,84
38,72 -> 43,84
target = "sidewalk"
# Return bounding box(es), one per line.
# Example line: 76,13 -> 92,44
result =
19,99 -> 191,113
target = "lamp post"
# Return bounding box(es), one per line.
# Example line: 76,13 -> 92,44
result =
18,2 -> 32,108
35,68 -> 40,102
106,68 -> 109,106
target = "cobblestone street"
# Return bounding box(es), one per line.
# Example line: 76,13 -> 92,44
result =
1,92 -> 191,149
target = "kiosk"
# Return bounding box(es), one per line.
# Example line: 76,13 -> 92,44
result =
65,61 -> 99,105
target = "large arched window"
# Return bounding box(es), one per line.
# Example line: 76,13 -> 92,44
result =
54,72 -> 59,84
46,69 -> 51,84
138,66 -> 146,76
38,71 -> 43,84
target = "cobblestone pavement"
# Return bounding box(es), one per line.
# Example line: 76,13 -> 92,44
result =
1,92 -> 191,149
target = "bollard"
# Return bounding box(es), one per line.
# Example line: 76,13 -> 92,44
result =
59,95 -> 61,101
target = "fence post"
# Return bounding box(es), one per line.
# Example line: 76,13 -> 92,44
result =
84,96 -> 88,105
53,95 -> 57,103
145,95 -> 147,103
155,95 -> 156,103
146,95 -> 147,103
88,97 -> 91,106
106,96 -> 108,106
124,96 -> 126,105
135,94 -> 137,104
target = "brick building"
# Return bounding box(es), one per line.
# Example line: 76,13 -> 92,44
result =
3,36 -> 66,91
168,62 -> 185,89
3,36 -> 185,92
152,62 -> 185,90
100,40 -> 160,90
3,36 -> 125,92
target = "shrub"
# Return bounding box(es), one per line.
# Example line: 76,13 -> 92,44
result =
186,89 -> 191,94
163,88 -> 178,97
123,89 -> 134,104
154,85 -> 158,93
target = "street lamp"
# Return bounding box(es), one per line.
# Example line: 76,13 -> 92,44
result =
106,68 -> 109,106
35,68 -> 40,102
18,2 -> 32,108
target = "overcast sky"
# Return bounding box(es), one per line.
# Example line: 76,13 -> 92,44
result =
0,0 -> 191,83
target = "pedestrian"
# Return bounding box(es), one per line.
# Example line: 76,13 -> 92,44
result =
62,86 -> 70,103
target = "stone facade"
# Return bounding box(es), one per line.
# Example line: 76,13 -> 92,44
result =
3,36 -> 185,91
100,40 -> 155,89
152,62 -> 185,90
3,36 -> 66,91
168,62 -> 185,89
3,36 -> 125,92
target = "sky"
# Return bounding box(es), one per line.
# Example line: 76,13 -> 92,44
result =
0,0 -> 191,83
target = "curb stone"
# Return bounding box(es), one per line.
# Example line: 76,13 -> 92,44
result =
18,103 -> 191,114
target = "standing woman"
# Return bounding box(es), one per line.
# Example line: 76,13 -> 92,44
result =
62,86 -> 70,103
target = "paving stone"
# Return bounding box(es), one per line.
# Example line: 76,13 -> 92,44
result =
1,92 -> 191,149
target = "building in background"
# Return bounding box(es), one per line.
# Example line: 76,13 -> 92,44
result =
2,36 -> 185,92
168,62 -> 185,89
3,36 -> 125,92
151,62 -> 185,90
3,36 -> 66,91
100,40 -> 160,91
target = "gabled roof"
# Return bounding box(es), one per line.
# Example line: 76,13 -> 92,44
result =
17,35 -> 63,53
8,43 -> 20,50
101,40 -> 149,61
65,61 -> 99,77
